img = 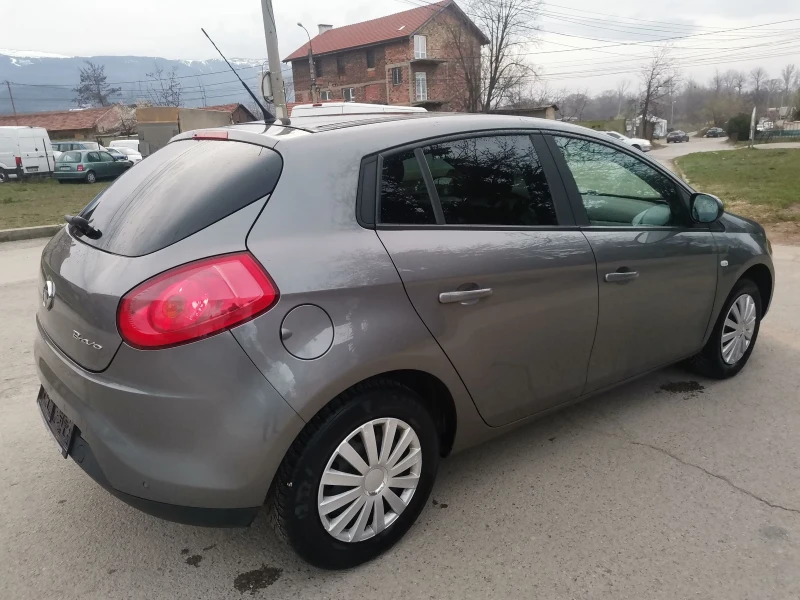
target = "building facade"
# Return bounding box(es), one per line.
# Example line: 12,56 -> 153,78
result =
284,0 -> 487,112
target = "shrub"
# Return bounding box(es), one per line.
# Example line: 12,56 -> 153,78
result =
726,113 -> 751,142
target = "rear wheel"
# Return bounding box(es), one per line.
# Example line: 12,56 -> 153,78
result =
687,279 -> 761,379
270,380 -> 439,569
85,171 -> 96,184
0,169 -> 7,183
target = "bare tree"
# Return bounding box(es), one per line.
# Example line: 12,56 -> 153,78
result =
118,107 -> 137,136
560,89 -> 590,121
615,79 -> 630,117
639,46 -> 678,139
749,67 -> 767,105
780,63 -> 796,105
146,63 -> 183,107
447,0 -> 538,112
765,78 -> 783,108
72,61 -> 121,107
730,70 -> 746,96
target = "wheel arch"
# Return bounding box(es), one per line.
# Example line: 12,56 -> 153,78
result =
740,263 -> 773,316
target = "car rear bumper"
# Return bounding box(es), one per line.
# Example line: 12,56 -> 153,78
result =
34,318 -> 306,524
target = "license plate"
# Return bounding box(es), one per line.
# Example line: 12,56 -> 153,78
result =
37,388 -> 74,457
59,166 -> 71,170
28,166 -> 39,172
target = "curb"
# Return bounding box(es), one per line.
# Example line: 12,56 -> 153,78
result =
0,224 -> 64,243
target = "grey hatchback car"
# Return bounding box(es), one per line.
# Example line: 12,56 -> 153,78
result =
34,113 -> 774,569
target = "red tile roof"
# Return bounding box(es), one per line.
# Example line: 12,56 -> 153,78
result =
205,103 -> 243,113
285,0 -> 456,61
0,106 -> 117,131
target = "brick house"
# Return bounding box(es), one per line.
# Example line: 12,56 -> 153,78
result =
284,0 -> 488,112
0,105 -> 130,140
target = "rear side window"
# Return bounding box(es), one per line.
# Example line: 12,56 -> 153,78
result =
76,140 -> 282,257
58,151 -> 82,163
380,149 -> 436,224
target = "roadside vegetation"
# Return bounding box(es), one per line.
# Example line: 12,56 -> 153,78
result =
675,149 -> 800,224
0,179 -> 108,230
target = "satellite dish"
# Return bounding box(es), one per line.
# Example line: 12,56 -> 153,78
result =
261,72 -> 273,103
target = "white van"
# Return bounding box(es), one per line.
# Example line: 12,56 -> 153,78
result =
0,126 -> 56,182
109,139 -> 141,152
290,102 -> 427,118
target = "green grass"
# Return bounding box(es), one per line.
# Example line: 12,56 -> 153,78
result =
675,148 -> 800,223
0,179 -> 109,230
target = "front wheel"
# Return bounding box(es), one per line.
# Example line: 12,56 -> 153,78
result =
687,279 -> 761,379
85,171 -> 96,184
270,380 -> 439,569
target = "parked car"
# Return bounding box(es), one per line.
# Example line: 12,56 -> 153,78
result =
109,139 -> 141,153
35,114 -> 774,569
705,127 -> 726,138
52,141 -> 104,152
666,130 -> 690,143
0,126 -> 56,182
602,130 -> 652,151
111,145 -> 143,163
54,149 -> 132,183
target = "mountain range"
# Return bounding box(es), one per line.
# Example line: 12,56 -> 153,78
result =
0,50 -> 294,114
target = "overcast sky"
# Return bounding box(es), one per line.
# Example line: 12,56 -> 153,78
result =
1,0 -> 798,94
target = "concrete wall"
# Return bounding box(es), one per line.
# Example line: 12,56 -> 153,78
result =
137,122 -> 178,156
178,108 -> 232,131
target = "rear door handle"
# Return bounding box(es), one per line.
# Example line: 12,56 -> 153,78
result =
439,288 -> 493,305
604,271 -> 639,283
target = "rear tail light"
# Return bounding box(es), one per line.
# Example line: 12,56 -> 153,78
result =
15,156 -> 22,167
118,253 -> 278,349
77,165 -> 84,171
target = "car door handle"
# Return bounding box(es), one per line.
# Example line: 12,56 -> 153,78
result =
604,271 -> 639,283
439,288 -> 493,305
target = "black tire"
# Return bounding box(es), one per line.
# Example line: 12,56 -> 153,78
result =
0,169 -> 7,183
270,379 -> 439,569
85,171 -> 96,184
687,278 -> 762,379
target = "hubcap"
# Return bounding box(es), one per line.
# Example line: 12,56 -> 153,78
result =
721,293 -> 756,365
318,418 -> 422,543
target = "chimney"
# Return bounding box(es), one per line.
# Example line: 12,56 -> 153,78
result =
318,24 -> 333,35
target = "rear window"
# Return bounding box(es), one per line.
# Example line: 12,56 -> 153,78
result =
75,140 -> 282,257
58,151 -> 82,163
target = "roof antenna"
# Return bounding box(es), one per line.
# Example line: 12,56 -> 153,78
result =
201,28 -> 276,124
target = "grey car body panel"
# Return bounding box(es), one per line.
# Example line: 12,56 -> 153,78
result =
378,229 -> 599,426
35,322 -> 304,508
34,114 -> 774,518
37,197 -> 269,371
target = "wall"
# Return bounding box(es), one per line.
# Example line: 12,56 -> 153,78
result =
178,108 -> 232,131
137,122 -> 178,156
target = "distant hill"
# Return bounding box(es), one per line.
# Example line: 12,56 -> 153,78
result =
0,50 -> 293,114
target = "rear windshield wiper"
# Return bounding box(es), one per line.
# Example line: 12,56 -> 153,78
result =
64,215 -> 102,239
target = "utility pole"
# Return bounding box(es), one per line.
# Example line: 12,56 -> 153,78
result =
259,0 -> 288,119
4,81 -> 19,124
297,23 -> 317,102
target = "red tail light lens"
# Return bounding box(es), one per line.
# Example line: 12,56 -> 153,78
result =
118,253 -> 278,349
77,164 -> 84,171
15,156 -> 22,167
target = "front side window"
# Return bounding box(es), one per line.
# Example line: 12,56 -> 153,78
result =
392,67 -> 402,85
414,35 -> 427,59
343,87 -> 355,102
554,136 -> 680,227
380,149 -> 436,225
422,135 -> 557,226
415,72 -> 427,101
99,151 -> 114,162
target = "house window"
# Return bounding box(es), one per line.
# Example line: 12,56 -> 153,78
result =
366,49 -> 376,69
415,72 -> 427,101
391,67 -> 402,85
320,90 -> 332,101
414,35 -> 427,59
337,55 -> 346,75
343,87 -> 356,102
314,59 -> 323,78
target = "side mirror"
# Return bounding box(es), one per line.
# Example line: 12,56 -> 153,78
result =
690,193 -> 724,224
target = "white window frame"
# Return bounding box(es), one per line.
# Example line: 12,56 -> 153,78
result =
391,67 -> 402,85
415,72 -> 427,101
320,90 -> 332,101
414,35 -> 427,59
343,87 -> 356,102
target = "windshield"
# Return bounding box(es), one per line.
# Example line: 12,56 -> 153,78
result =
57,151 -> 82,163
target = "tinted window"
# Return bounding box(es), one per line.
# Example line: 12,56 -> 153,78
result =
380,149 -> 435,225
58,151 -> 82,163
76,140 -> 282,256
422,135 -> 557,226
554,136 -> 680,227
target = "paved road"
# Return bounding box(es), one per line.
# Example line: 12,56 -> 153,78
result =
2,239 -> 800,600
649,135 -> 731,170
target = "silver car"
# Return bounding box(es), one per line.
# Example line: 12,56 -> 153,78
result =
34,114 -> 774,569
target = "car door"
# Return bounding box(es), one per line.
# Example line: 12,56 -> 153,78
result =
545,133 -> 718,392
86,151 -> 104,177
99,151 -> 122,176
375,132 -> 599,427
